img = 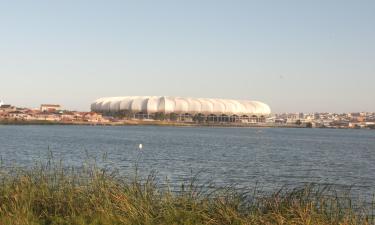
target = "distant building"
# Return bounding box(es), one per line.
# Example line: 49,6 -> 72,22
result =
5,111 -> 31,120
0,104 -> 16,113
83,112 -> 108,123
61,112 -> 76,121
40,104 -> 61,112
0,104 -> 11,109
286,113 -> 300,123
92,96 -> 271,123
34,112 -> 61,121
0,100 -> 3,107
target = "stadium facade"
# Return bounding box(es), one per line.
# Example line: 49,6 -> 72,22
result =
91,96 -> 271,123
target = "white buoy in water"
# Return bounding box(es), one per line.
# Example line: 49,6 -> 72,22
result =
138,144 -> 143,150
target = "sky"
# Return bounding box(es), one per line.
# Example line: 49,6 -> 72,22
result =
0,0 -> 374,113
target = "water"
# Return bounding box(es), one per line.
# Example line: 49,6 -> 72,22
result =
1,125 -> 374,198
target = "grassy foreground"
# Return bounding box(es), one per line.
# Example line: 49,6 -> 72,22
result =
0,162 -> 373,225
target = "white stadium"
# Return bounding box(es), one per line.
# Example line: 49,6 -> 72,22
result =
91,96 -> 271,123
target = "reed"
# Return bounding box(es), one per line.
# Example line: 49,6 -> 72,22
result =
0,159 -> 372,225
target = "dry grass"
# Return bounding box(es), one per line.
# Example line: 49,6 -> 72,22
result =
0,160 -> 373,225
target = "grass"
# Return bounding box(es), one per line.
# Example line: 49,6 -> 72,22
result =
0,159 -> 373,225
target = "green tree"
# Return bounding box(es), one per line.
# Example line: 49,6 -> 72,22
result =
169,113 -> 178,121
154,112 -> 166,121
118,110 -> 132,119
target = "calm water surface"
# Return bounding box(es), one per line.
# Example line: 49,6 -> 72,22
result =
0,125 -> 374,197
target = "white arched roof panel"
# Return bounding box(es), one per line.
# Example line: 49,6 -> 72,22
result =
109,97 -> 122,112
130,97 -> 148,112
146,97 -> 160,113
199,98 -> 214,114
223,100 -> 237,115
211,99 -> 226,114
174,98 -> 189,113
119,97 -> 135,111
164,97 -> 177,114
186,98 -> 201,114
101,100 -> 111,112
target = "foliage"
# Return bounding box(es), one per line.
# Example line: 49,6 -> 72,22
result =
154,112 -> 166,121
193,114 -> 206,123
169,113 -> 178,121
0,161 -> 372,225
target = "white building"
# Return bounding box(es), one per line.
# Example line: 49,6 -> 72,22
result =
0,100 -> 4,107
92,96 -> 271,122
40,104 -> 61,112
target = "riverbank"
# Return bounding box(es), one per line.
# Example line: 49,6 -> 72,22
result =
2,119 -> 375,130
0,161 -> 372,225
0,118 -> 327,129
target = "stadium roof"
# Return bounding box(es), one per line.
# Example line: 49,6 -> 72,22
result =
92,96 -> 271,116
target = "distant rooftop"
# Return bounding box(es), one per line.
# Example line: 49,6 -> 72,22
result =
40,104 -> 61,107
0,104 -> 13,109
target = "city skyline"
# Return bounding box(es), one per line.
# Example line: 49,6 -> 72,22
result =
2,97 -> 375,114
1,0 -> 375,113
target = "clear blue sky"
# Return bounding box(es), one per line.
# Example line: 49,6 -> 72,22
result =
1,0 -> 374,113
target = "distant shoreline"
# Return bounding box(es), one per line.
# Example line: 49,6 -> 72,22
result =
1,119 -> 373,130
0,119 -> 300,128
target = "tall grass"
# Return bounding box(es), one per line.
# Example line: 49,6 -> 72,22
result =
0,159 -> 373,225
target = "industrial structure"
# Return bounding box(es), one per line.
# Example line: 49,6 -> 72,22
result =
91,96 -> 271,123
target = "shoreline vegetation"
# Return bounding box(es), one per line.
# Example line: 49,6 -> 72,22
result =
1,119 -> 373,129
0,160 -> 373,225
0,119 -> 300,128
